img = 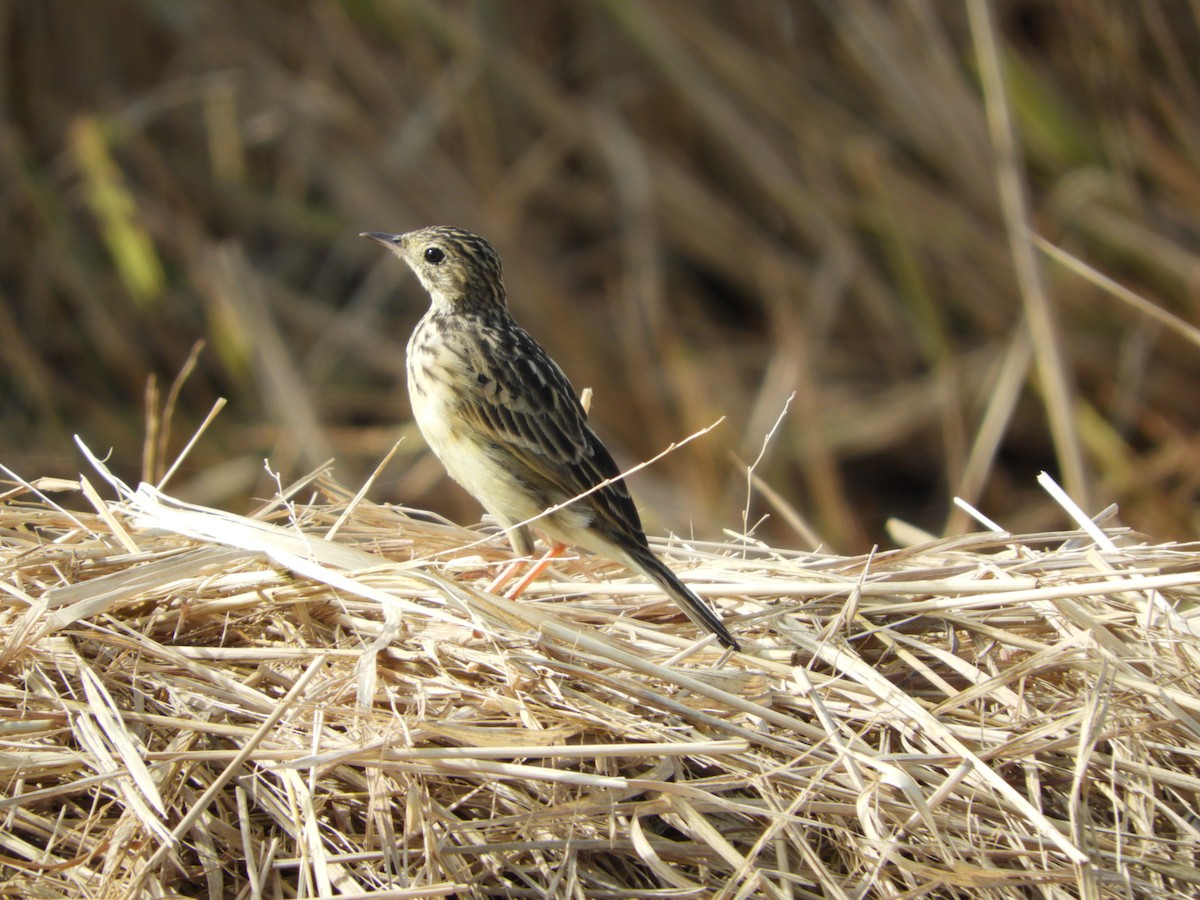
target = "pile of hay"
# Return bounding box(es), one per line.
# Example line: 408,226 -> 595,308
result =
2,447 -> 1199,898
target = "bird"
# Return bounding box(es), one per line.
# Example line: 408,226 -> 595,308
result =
361,226 -> 740,650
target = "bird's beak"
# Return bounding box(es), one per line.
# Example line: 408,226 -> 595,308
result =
359,231 -> 403,248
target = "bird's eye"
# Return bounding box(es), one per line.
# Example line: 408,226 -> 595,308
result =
423,247 -> 446,264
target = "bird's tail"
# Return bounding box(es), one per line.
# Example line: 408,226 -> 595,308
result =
627,548 -> 740,651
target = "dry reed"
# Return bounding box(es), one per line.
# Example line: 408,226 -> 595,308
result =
1,442 -> 1198,898
4,3 -> 1198,549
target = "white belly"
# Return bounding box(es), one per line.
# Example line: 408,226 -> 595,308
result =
407,323 -> 543,530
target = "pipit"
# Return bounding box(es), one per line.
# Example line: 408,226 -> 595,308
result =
362,226 -> 739,651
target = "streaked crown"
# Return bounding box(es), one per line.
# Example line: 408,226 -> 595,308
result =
362,226 -> 506,312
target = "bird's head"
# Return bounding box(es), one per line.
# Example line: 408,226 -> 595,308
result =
361,226 -> 506,312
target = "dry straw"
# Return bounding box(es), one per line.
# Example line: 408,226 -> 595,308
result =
1,442 -> 1198,898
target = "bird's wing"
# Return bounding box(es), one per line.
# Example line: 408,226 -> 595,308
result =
455,321 -> 647,540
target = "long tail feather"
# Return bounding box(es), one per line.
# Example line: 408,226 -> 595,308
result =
628,549 -> 740,650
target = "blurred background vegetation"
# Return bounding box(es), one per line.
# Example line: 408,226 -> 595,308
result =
1,0 -> 1197,553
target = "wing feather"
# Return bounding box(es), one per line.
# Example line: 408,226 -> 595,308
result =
453,318 -> 648,544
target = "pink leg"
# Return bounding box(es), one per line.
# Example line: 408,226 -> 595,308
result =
485,558 -> 526,594
504,543 -> 566,599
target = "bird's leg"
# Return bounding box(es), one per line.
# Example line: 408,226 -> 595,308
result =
504,542 -> 566,599
485,558 -> 525,594
485,525 -> 537,593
